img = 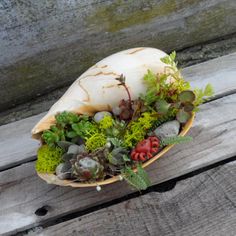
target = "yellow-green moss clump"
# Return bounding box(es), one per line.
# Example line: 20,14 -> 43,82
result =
85,133 -> 107,151
35,145 -> 63,173
124,112 -> 157,147
99,115 -> 114,130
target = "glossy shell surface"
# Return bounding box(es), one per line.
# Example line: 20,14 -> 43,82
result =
32,47 -> 167,136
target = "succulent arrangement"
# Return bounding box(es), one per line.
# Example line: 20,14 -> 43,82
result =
35,52 -> 213,190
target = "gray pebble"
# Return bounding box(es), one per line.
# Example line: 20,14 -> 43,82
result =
68,144 -> 85,155
112,106 -> 121,115
62,153 -> 74,162
56,162 -> 72,180
62,144 -> 85,161
94,111 -> 112,123
153,120 -> 180,140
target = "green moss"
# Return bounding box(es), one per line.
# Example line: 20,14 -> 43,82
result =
0,42 -> 98,110
124,112 -> 157,147
35,145 -> 63,173
87,0 -> 177,32
85,133 -> 107,151
99,115 -> 114,130
185,4 -> 226,43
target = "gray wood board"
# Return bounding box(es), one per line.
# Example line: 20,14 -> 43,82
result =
0,113 -> 45,171
33,160 -> 236,236
1,0 -> 236,110
1,93 -> 236,235
0,52 -> 236,171
182,52 -> 236,98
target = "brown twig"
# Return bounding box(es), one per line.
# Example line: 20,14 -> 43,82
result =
116,74 -> 132,106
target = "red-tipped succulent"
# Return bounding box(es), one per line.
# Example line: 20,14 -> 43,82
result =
131,136 -> 160,161
118,99 -> 133,120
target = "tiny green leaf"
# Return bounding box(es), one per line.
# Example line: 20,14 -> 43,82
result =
183,102 -> 194,112
204,84 -> 214,96
170,51 -> 176,61
194,84 -> 214,106
176,109 -> 191,123
178,90 -> 196,103
155,100 -> 170,114
122,154 -> 131,162
66,131 -> 78,138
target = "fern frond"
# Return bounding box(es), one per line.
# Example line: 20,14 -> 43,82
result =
137,164 -> 151,187
121,165 -> 151,190
160,136 -> 192,147
153,113 -> 175,128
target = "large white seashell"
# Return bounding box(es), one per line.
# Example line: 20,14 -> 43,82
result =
32,47 -> 168,137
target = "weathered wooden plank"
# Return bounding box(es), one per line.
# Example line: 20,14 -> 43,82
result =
0,113 -> 45,171
33,160 -> 236,236
1,35 -> 236,127
182,52 -> 236,98
1,0 -> 236,110
0,52 -> 236,171
1,93 -> 236,235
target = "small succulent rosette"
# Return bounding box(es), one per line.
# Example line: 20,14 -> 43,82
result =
32,48 -> 213,190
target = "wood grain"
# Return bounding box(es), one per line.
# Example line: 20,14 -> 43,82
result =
1,0 -> 236,110
182,52 -> 236,98
0,113 -> 45,171
0,52 -> 236,171
34,160 -> 236,236
1,93 -> 236,235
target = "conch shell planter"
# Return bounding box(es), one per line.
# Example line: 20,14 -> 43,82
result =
32,47 -> 194,188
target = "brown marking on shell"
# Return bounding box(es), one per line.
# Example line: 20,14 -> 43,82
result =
91,64 -> 108,69
81,71 -> 119,79
78,71 -> 120,102
78,80 -> 90,102
102,84 -> 118,89
77,104 -> 112,115
128,47 -> 144,54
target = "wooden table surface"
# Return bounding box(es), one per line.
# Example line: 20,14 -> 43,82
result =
0,53 -> 236,236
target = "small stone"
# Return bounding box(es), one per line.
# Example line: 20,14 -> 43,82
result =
47,175 -> 58,184
62,153 -> 74,162
68,144 -> 85,155
96,185 -> 102,191
119,175 -> 123,181
105,142 -> 111,148
57,141 -> 74,151
56,162 -> 72,180
77,144 -> 86,153
112,106 -> 121,115
94,111 -> 112,123
153,120 -> 180,140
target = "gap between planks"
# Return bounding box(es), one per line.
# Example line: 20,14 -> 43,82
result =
14,155 -> 236,236
1,91 -> 236,235
0,52 -> 236,171
29,160 -> 236,236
